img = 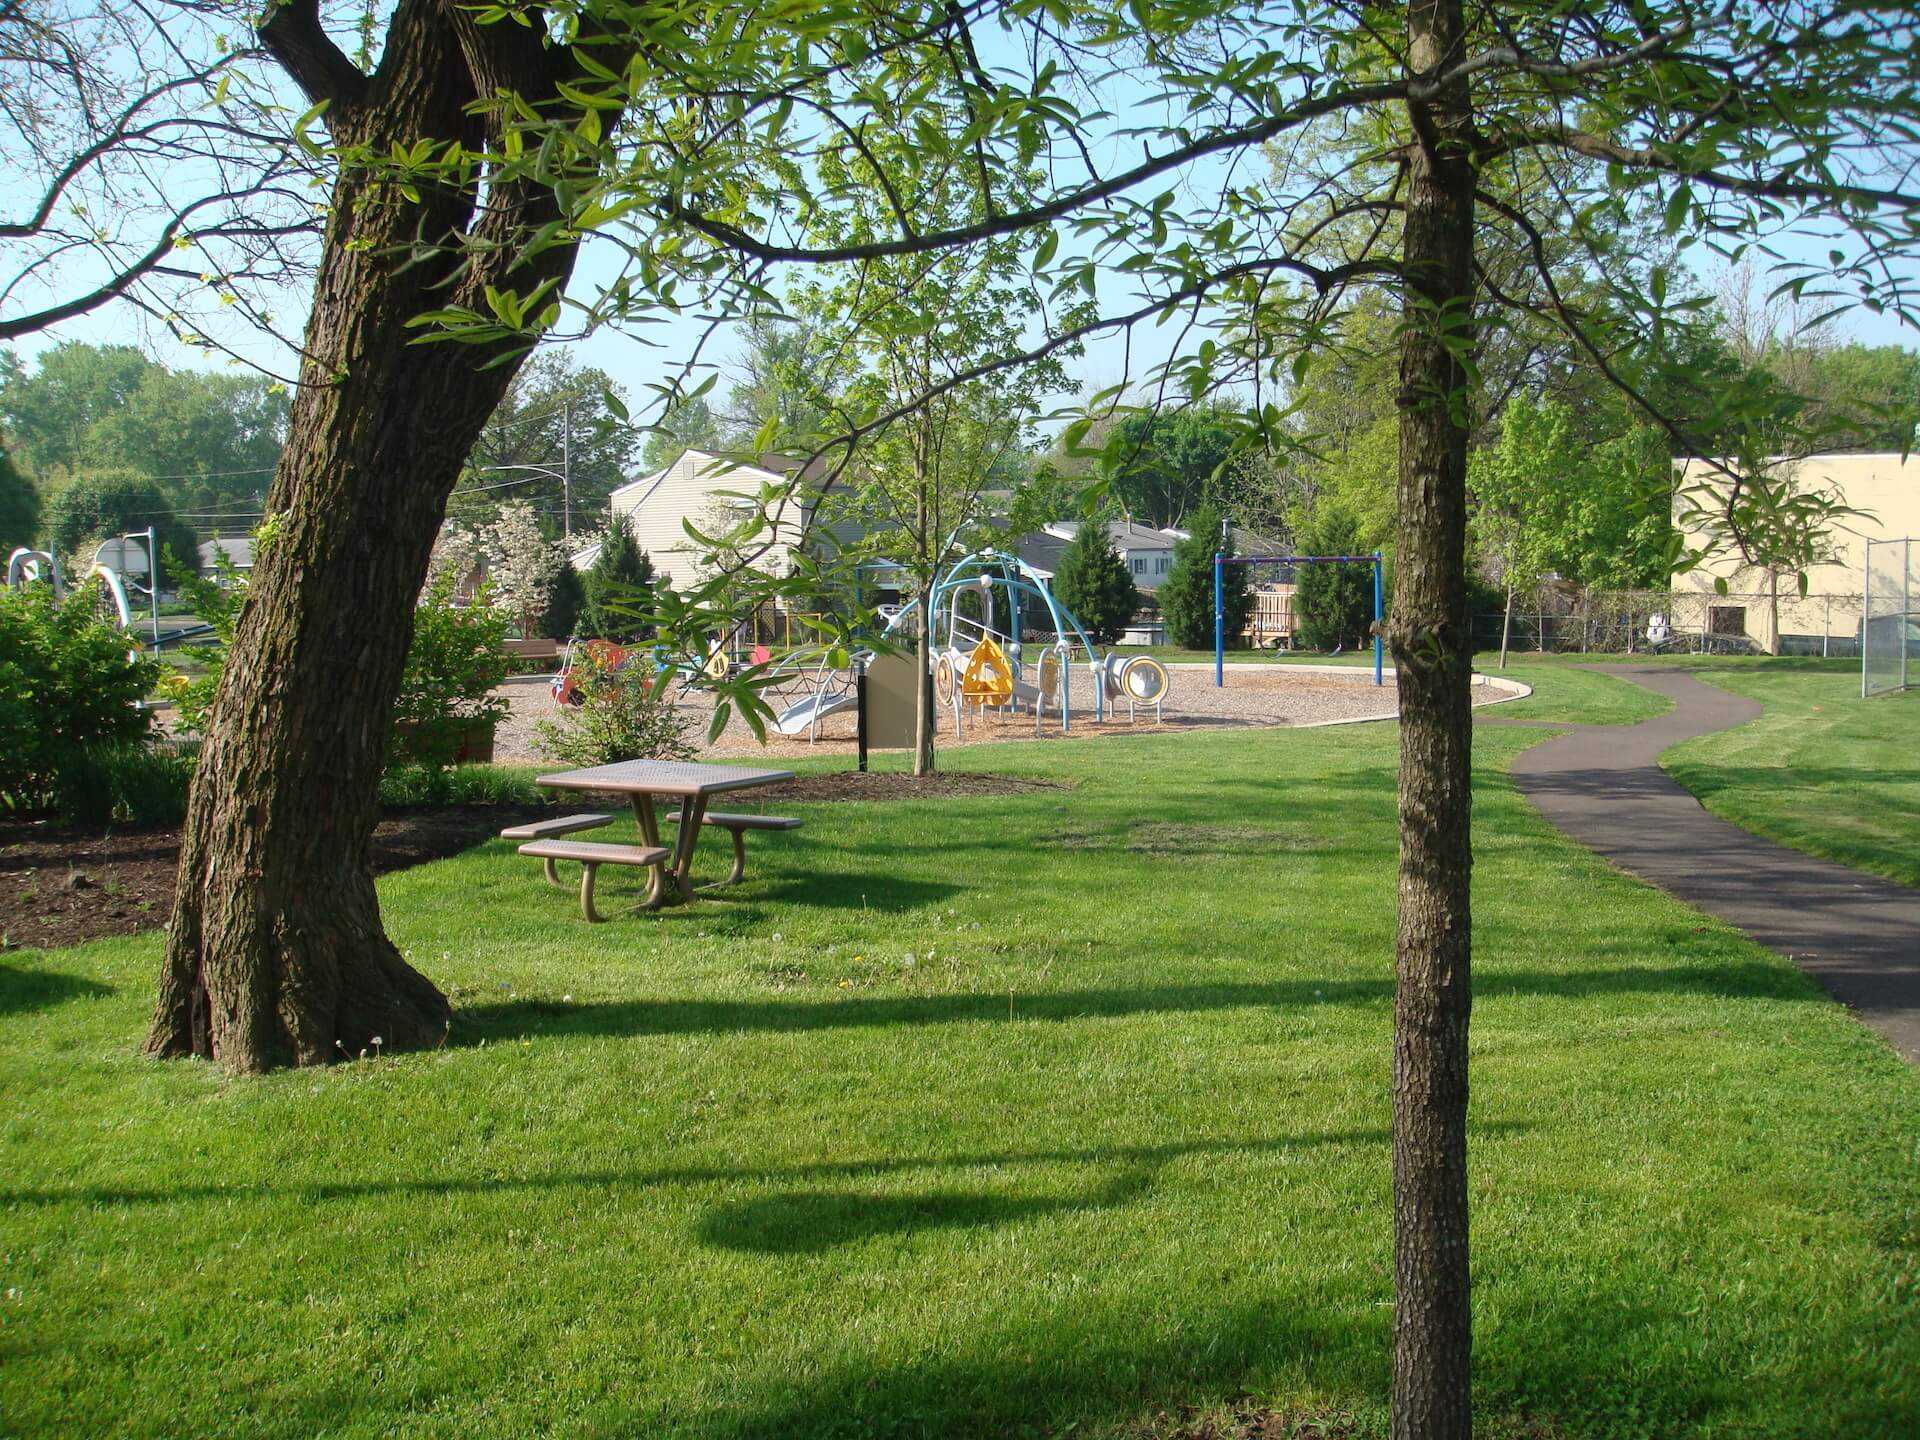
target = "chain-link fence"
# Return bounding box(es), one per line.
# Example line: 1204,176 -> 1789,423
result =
1472,587 -> 1865,658
1863,538 -> 1918,696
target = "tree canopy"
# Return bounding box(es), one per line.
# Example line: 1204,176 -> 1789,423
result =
0,343 -> 285,518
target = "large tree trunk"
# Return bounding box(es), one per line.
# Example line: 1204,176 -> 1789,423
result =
146,0 -> 600,1072
1389,1 -> 1478,1436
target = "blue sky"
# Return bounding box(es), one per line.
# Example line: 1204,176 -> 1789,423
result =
7,12 -> 1916,422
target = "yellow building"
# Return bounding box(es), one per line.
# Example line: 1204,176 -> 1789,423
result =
1672,451 -> 1918,652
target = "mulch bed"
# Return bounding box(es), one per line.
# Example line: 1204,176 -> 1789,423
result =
1,803 -> 554,953
1,773 -> 1060,952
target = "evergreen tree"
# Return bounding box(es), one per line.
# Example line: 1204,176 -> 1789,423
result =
583,513 -> 655,642
1158,507 -> 1252,650
0,450 -> 39,554
1293,509 -> 1374,651
1051,520 -> 1138,645
539,561 -> 587,640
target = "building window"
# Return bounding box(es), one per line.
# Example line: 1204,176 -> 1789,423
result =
1708,605 -> 1747,637
1156,556 -> 1168,574
1132,557 -> 1146,574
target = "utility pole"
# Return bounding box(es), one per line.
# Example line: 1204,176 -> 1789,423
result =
561,398 -> 573,541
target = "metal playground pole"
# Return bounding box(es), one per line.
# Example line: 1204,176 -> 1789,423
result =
1214,552 -> 1225,687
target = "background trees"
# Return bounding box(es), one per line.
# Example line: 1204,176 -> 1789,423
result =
1052,522 -> 1139,645
461,352 -> 639,538
46,471 -> 197,571
0,343 -> 286,523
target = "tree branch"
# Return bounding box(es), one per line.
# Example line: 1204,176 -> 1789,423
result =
663,80 -> 1409,265
257,0 -> 369,115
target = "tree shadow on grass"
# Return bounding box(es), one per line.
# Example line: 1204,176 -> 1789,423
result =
697,1165 -> 1159,1254
0,959 -> 113,1017
1,1126 -> 1411,1210
577,868 -> 966,921
689,1296 -> 1388,1440
454,961 -> 1800,1046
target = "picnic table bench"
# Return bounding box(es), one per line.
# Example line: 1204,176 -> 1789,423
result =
507,760 -> 801,921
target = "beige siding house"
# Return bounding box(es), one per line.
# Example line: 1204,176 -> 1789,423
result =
571,449 -> 833,586
1673,451 -> 1918,650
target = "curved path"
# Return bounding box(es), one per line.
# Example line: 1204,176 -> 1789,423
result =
1505,665 -> 1920,1063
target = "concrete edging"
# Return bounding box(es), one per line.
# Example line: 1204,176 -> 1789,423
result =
1161,662 -> 1532,729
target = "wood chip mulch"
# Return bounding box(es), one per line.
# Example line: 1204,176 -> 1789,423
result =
0,803 -> 556,953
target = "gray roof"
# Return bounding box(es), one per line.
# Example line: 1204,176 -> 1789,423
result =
1044,520 -> 1180,552
197,536 -> 254,570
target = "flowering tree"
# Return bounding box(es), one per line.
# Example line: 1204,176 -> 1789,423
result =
481,500 -> 562,637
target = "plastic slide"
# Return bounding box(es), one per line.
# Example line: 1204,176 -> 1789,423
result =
774,689 -> 859,736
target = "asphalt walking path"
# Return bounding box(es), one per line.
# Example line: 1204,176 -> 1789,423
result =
1500,665 -> 1920,1063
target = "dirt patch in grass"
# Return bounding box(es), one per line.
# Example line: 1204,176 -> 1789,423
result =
754,771 -> 1068,803
0,803 -> 556,953
1044,820 -> 1332,856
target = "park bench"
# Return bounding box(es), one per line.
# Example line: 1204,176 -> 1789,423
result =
515,838 -> 671,923
499,813 -> 614,884
662,811 -> 804,886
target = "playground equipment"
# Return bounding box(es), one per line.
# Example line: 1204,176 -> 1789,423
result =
766,605 -> 916,738
6,547 -> 63,594
930,549 -> 1169,737
1213,550 -> 1385,686
5,531 -> 206,652
756,549 -> 1171,744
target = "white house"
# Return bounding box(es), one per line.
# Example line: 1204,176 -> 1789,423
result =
1040,520 -> 1184,589
571,449 -> 834,585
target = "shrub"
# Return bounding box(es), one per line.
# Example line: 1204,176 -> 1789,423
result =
0,583 -> 158,810
535,650 -> 693,767
378,763 -> 545,809
0,448 -> 38,554
53,741 -> 195,826
1294,509 -> 1375,651
1052,521 -> 1139,645
162,547 -> 246,735
388,572 -> 512,768
1158,507 -> 1253,650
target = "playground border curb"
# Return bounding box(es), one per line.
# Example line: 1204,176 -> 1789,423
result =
1160,663 -> 1532,729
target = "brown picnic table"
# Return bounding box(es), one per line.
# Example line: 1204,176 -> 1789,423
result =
516,759 -> 798,920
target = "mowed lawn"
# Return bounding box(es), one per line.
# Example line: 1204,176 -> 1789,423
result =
1663,662 -> 1920,888
3,679 -> 1918,1438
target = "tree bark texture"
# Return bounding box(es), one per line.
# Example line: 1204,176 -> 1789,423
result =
1389,1 -> 1478,1436
147,0 -> 607,1071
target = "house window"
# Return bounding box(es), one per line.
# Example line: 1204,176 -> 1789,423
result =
1132,557 -> 1146,574
1708,605 -> 1747,637
1156,556 -> 1168,574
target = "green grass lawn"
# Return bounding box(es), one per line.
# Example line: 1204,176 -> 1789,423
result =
4,695 -> 1917,1437
1663,664 -> 1920,888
